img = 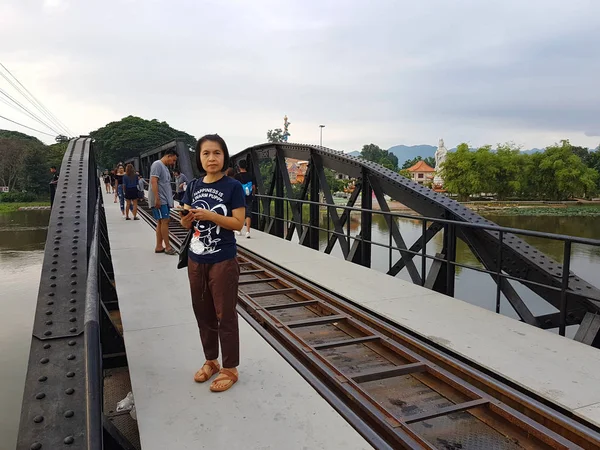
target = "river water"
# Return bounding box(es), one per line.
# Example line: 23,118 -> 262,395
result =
0,210 -> 49,450
1,209 -> 599,447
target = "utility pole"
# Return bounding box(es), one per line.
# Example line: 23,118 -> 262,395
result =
319,124 -> 325,146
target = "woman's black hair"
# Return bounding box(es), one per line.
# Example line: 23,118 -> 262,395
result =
195,134 -> 230,173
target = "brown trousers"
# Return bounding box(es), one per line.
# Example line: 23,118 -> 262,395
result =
187,257 -> 240,368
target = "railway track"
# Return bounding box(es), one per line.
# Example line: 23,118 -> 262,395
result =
135,200 -> 600,450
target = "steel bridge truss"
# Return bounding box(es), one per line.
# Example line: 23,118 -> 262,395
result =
231,143 -> 600,348
17,138 -> 135,450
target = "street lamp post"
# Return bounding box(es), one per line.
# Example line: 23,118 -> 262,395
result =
319,125 -> 325,146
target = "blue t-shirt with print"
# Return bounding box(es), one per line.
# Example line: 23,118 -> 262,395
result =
182,176 -> 245,264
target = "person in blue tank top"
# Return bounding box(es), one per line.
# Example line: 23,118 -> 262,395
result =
180,134 -> 245,393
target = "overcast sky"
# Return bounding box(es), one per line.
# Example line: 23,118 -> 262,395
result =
1,0 -> 599,154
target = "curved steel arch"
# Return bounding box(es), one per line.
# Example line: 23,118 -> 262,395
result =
232,142 -> 600,344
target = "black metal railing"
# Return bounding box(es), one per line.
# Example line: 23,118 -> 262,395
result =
252,193 -> 600,338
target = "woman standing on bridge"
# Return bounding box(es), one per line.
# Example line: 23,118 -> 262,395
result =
180,134 -> 245,393
114,165 -> 126,216
123,164 -> 140,220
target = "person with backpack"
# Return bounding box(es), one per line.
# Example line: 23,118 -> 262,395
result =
180,134 -> 245,392
123,164 -> 140,220
234,159 -> 256,238
173,169 -> 189,207
136,172 -> 145,200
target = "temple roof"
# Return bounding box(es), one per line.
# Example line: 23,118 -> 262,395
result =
407,160 -> 435,172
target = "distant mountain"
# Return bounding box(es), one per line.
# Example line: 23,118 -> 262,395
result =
347,145 -> 546,164
388,144 -> 437,162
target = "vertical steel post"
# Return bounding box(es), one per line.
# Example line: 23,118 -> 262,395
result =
444,223 -> 457,297
496,231 -> 504,314
388,216 -> 393,273
309,155 -> 320,250
359,168 -> 372,268
421,221 -> 427,286
272,151 -> 284,238
559,240 -> 572,336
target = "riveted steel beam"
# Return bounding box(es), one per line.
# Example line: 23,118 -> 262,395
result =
18,138 -> 92,450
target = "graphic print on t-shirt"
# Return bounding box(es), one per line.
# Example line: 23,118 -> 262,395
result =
183,176 -> 245,264
189,191 -> 228,256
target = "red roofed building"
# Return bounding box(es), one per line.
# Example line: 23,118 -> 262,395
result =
407,160 -> 435,184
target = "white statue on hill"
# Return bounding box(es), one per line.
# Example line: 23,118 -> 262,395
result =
433,138 -> 447,187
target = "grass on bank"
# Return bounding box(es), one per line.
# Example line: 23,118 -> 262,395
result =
0,202 -> 51,213
491,205 -> 600,217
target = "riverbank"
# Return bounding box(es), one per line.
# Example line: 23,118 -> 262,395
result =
0,202 -> 50,213
486,205 -> 600,217
376,199 -> 600,217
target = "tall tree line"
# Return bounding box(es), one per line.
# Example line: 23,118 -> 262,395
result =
441,141 -> 599,201
0,130 -> 67,198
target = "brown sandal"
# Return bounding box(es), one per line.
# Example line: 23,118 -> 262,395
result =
210,368 -> 238,392
194,360 -> 220,383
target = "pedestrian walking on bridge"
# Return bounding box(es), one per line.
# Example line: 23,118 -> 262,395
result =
180,134 -> 245,393
149,149 -> 178,255
123,164 -> 140,220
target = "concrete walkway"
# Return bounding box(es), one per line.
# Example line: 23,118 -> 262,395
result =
104,192 -> 370,450
237,230 -> 600,428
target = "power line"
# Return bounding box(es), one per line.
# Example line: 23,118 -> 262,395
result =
0,63 -> 72,136
0,94 -> 29,116
0,113 -> 57,137
0,75 -> 63,136
0,86 -> 61,135
0,64 -> 68,135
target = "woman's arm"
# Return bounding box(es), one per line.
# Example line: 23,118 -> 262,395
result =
191,207 -> 245,231
180,204 -> 194,229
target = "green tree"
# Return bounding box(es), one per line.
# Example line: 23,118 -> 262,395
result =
584,150 -> 600,191
267,128 -> 284,143
324,168 -> 343,193
21,145 -> 49,195
398,168 -> 411,179
569,143 -> 589,161
440,143 -> 476,201
527,141 -> 598,200
0,130 -> 44,144
360,144 -> 398,171
0,139 -> 27,191
493,144 -> 521,200
47,142 -> 68,172
90,116 -> 196,168
470,145 -> 498,195
259,159 -> 274,193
